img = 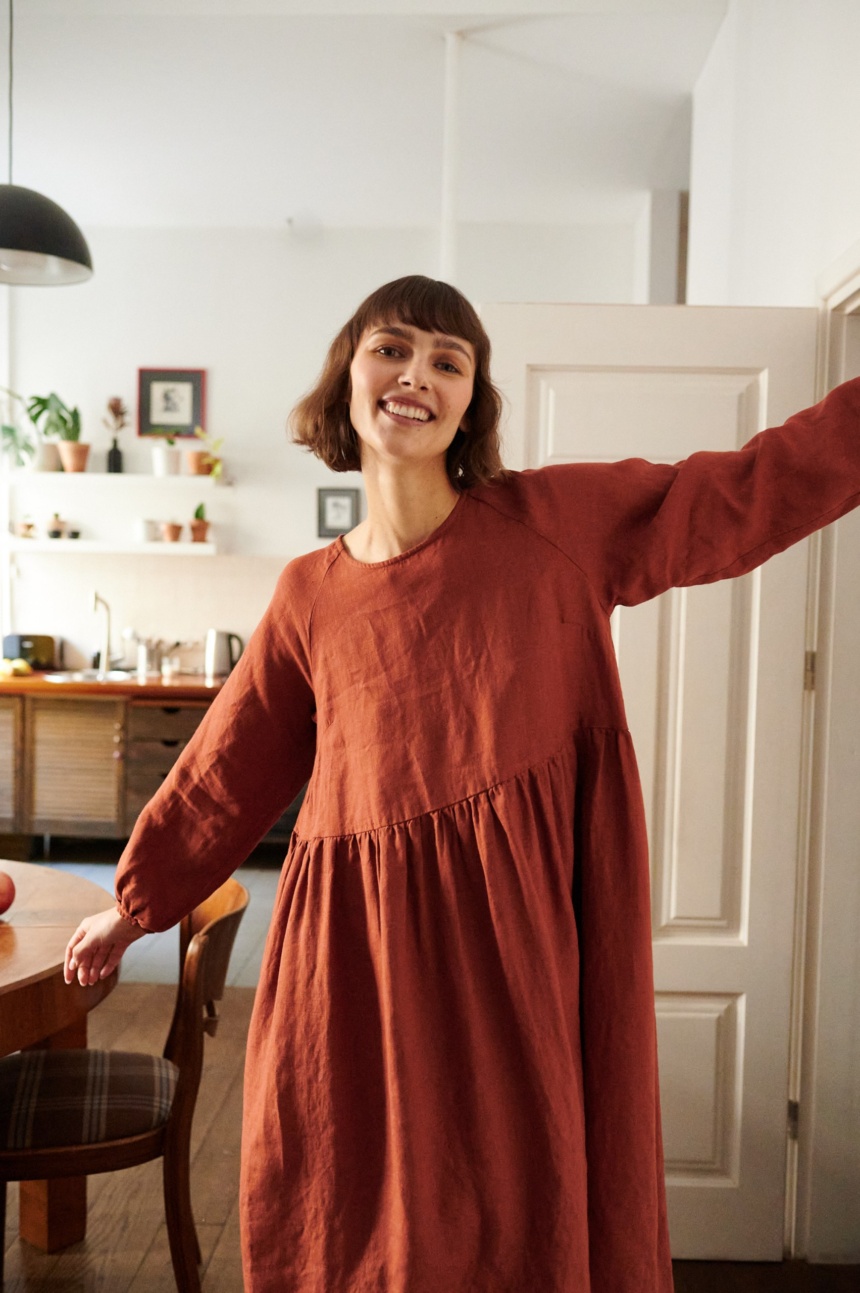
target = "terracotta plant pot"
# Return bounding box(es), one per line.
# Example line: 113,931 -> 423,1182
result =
189,518 -> 210,543
161,522 -> 183,542
184,449 -> 213,475
57,442 -> 91,473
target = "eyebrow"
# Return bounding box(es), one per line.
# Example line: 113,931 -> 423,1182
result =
369,325 -> 473,363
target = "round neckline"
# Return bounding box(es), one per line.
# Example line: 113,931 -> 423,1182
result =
336,492 -> 467,569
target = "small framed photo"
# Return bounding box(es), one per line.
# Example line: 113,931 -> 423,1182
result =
318,487 -> 360,538
138,368 -> 206,439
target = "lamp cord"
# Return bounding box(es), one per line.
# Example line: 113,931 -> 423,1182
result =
6,0 -> 12,185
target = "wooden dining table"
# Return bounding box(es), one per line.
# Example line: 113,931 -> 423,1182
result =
0,859 -> 118,1252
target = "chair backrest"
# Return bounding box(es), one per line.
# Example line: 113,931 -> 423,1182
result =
164,878 -> 249,1068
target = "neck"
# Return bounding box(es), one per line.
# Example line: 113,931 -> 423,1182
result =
344,459 -> 460,564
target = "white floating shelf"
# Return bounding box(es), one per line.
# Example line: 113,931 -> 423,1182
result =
9,471 -> 224,485
5,538 -> 217,556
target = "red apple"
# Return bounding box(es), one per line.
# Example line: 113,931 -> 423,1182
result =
0,870 -> 15,915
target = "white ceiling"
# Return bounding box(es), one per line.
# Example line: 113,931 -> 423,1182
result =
11,1 -> 727,230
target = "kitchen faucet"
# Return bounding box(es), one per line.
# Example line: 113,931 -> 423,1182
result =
93,590 -> 111,679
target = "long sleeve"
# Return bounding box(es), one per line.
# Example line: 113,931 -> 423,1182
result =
505,377 -> 860,611
116,556 -> 323,932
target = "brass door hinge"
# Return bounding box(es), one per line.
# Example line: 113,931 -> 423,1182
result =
788,1099 -> 800,1141
804,651 -> 817,692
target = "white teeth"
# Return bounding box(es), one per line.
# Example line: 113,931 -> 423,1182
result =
383,401 -> 431,422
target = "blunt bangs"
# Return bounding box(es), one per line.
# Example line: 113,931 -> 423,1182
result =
347,277 -> 488,360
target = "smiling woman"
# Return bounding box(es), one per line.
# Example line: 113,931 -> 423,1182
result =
60,273 -> 860,1293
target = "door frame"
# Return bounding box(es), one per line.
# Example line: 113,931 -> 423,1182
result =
789,240 -> 860,1260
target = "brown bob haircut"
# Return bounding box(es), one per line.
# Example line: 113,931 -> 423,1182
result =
290,275 -> 507,489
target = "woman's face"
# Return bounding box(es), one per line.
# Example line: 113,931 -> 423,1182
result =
348,321 -> 475,474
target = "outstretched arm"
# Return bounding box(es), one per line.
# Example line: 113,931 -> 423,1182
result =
515,377 -> 860,609
64,906 -> 148,986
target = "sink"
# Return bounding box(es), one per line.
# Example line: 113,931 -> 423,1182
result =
42,669 -> 133,682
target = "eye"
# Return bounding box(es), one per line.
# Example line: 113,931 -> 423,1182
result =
375,344 -> 403,358
436,359 -> 461,374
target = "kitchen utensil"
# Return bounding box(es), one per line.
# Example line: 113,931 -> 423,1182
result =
204,629 -> 243,678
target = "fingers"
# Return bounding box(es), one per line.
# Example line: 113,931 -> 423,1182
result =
64,925 -> 88,984
64,908 -> 147,986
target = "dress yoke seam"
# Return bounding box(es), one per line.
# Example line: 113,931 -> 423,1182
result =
468,487 -> 614,617
296,724 -> 629,843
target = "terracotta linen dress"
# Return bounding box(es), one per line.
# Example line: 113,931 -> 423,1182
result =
116,380 -> 860,1292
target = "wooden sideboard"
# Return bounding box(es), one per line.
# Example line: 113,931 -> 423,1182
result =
0,677 -> 302,845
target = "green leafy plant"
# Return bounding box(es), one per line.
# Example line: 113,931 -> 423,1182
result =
0,420 -> 34,466
27,393 -> 82,442
193,503 -> 206,521
0,387 -> 35,465
194,425 -> 224,479
152,431 -> 177,446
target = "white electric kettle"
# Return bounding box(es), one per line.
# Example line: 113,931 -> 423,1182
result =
204,629 -> 244,678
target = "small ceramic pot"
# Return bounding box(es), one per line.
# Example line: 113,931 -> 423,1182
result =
161,522 -> 183,542
189,518 -> 210,543
32,442 -> 62,472
136,518 -> 160,543
152,445 -> 181,476
57,442 -> 90,473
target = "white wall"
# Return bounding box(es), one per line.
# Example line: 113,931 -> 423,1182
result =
688,0 -> 860,1262
5,219 -> 640,663
458,222 -> 638,305
688,0 -> 860,308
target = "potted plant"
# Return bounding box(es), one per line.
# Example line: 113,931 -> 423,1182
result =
27,392 -> 89,472
151,434 -> 181,476
189,503 -> 210,543
188,424 -> 224,479
103,397 -> 128,473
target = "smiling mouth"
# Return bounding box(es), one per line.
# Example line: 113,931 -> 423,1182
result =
381,400 -> 433,423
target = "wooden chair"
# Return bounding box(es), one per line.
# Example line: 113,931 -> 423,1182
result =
0,877 -> 250,1291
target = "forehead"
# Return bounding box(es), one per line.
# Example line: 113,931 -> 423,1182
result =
363,321 -> 475,361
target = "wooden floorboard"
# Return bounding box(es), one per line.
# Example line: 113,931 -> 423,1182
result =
3,980 -> 858,1290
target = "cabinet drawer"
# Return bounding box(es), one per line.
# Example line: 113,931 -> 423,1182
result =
126,765 -> 171,797
127,704 -> 208,742
126,738 -> 188,773
125,786 -> 163,824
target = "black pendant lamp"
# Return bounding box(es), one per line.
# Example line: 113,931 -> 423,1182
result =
0,0 -> 92,285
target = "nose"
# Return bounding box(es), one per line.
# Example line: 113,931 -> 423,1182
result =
398,354 -> 431,390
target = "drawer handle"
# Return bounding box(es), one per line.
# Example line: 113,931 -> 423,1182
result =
161,707 -> 181,715
160,739 -> 181,749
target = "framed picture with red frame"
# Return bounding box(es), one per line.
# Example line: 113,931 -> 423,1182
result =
138,368 -> 206,438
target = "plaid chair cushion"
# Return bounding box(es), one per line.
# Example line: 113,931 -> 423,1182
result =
0,1050 -> 178,1151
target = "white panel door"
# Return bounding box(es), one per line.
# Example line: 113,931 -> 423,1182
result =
480,303 -> 819,1259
